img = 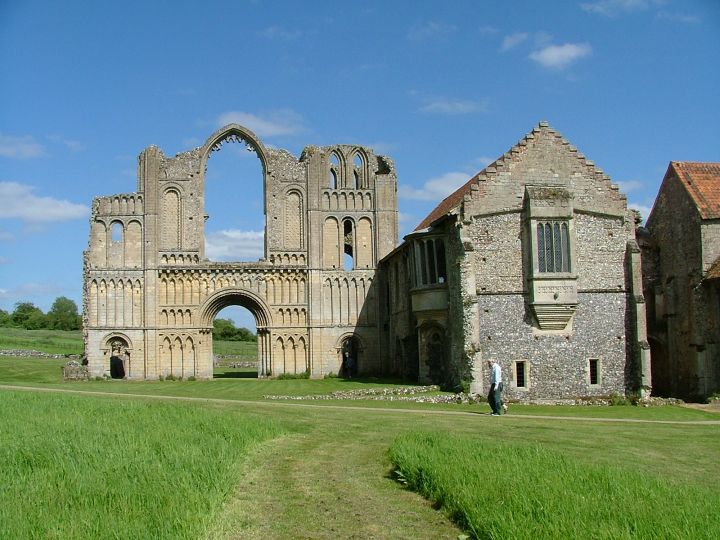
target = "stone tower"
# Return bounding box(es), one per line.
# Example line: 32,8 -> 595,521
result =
83,124 -> 398,379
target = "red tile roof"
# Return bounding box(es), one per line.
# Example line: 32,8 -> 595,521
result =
670,162 -> 720,220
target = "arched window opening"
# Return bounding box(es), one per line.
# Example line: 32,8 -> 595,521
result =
212,305 -> 258,379
329,153 -> 340,189
111,221 -> 123,243
205,135 -> 265,262
352,153 -> 364,188
343,219 -> 354,271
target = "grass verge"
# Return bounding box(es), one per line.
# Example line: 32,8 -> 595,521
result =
389,431 -> 720,539
0,391 -> 284,539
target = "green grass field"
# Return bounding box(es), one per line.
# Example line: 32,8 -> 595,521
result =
0,327 -> 83,355
1,328 -> 719,538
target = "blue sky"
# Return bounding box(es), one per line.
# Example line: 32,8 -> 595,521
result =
1,0 -> 719,330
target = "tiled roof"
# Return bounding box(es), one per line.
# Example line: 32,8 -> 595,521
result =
415,175 -> 476,231
414,121 -> 612,231
670,162 -> 720,220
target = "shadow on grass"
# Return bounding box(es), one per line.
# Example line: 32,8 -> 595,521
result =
213,371 -> 259,379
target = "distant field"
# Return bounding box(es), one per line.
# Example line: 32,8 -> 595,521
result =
0,327 -> 83,355
212,339 -> 257,357
0,326 -> 255,359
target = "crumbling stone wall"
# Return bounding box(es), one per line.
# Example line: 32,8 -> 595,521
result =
84,124 -> 397,380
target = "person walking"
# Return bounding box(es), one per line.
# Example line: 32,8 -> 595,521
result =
487,360 -> 504,416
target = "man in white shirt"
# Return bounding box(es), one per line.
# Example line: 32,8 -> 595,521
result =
487,360 -> 504,415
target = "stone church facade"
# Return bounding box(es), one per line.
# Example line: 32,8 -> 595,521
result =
377,123 -> 651,400
83,124 -> 397,379
84,121 -> 651,400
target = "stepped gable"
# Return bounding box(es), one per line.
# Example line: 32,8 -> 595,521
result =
668,161 -> 720,220
415,121 -> 624,231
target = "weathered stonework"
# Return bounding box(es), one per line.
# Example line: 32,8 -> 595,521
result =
642,162 -> 720,400
379,122 -> 650,400
83,124 -> 397,379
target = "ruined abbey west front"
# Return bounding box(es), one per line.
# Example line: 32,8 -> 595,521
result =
84,124 -> 397,380
85,121 -> 654,400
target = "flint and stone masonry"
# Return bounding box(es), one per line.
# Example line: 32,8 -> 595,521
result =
378,122 -> 651,400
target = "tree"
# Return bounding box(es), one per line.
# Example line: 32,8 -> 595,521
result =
0,309 -> 10,327
212,318 -> 256,341
11,302 -> 46,330
46,296 -> 81,331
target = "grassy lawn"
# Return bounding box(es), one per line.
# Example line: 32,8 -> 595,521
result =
212,339 -> 257,357
0,327 -> 83,355
2,328 -> 720,538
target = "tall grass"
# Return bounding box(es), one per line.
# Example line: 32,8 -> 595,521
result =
389,432 -> 720,539
0,391 -> 285,539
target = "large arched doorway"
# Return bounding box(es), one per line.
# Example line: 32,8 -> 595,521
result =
200,289 -> 272,378
212,305 -> 258,378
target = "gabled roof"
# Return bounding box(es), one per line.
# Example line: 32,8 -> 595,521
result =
667,162 -> 720,220
414,121 -> 617,231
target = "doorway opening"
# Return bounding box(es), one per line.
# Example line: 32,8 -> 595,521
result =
341,335 -> 359,378
212,305 -> 258,378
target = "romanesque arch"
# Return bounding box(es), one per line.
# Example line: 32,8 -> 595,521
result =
83,124 -> 397,380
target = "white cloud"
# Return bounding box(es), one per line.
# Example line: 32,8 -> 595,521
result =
617,179 -> 645,193
398,172 -> 470,201
0,281 -> 65,301
0,182 -> 89,223
407,21 -> 457,41
530,43 -> 592,69
501,32 -> 529,51
258,25 -> 302,40
628,202 -> 653,222
47,135 -> 85,152
217,110 -> 304,137
657,11 -> 700,24
205,229 -> 264,261
0,134 -> 46,159
581,0 -> 650,16
419,97 -> 488,115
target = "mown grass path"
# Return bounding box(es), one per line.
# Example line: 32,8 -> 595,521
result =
3,383 -> 720,538
2,384 -> 719,426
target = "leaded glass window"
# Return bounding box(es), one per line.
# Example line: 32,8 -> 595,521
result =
537,221 -> 571,272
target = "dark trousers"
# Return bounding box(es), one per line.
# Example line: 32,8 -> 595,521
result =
488,383 -> 503,414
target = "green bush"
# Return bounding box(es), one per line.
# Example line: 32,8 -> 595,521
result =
276,370 -> 310,380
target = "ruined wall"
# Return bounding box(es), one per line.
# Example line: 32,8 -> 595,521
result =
646,172 -> 720,399
84,124 -> 397,380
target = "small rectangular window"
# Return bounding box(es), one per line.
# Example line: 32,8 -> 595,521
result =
589,359 -> 600,385
515,361 -> 527,388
